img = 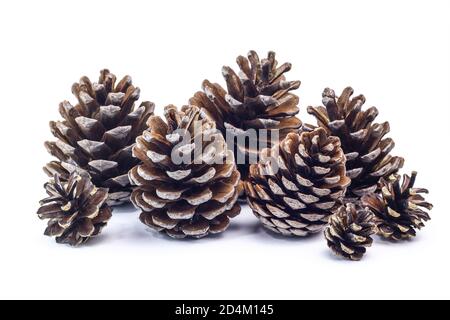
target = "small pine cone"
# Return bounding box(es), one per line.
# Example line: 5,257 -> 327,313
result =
37,173 -> 112,246
190,50 -> 302,179
44,69 -> 155,206
245,128 -> 351,236
324,204 -> 375,261
129,105 -> 241,239
307,87 -> 404,199
362,171 -> 433,241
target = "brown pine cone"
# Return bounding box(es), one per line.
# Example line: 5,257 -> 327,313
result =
362,171 -> 432,241
37,172 -> 112,246
44,69 -> 155,206
245,128 -> 351,236
324,204 -> 375,261
307,87 -> 404,200
129,105 -> 241,239
190,50 -> 302,179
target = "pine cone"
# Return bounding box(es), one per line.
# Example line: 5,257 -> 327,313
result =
307,87 -> 404,199
245,128 -> 351,236
190,50 -> 302,179
324,203 -> 375,261
44,69 -> 155,206
129,105 -> 241,239
37,172 -> 112,246
362,171 -> 432,241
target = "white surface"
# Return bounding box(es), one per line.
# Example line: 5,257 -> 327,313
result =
0,0 -> 449,300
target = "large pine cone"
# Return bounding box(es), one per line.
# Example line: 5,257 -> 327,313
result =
307,87 -> 404,199
324,203 -> 375,261
362,171 -> 432,241
245,128 -> 351,236
44,69 -> 155,206
129,105 -> 241,239
37,172 -> 112,246
190,50 -> 302,179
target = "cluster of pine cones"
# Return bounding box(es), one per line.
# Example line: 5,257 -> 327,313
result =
37,51 -> 433,261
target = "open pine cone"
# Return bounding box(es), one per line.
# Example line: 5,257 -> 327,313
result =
190,50 -> 302,179
37,172 -> 112,246
44,69 -> 155,206
245,128 -> 351,236
307,87 -> 404,200
362,171 -> 432,241
324,203 -> 375,261
129,105 -> 241,239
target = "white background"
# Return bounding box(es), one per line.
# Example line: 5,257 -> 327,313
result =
0,0 -> 449,300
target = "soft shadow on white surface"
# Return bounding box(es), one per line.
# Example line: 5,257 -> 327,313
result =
93,204 -> 326,247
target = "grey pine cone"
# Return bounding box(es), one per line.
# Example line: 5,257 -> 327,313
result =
44,69 -> 155,206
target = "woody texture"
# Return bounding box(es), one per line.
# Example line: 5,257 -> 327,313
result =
37,172 -> 112,246
44,69 -> 154,206
362,171 -> 432,241
129,105 -> 241,239
190,50 -> 302,179
324,203 -> 375,261
307,87 -> 404,200
245,128 -> 350,236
